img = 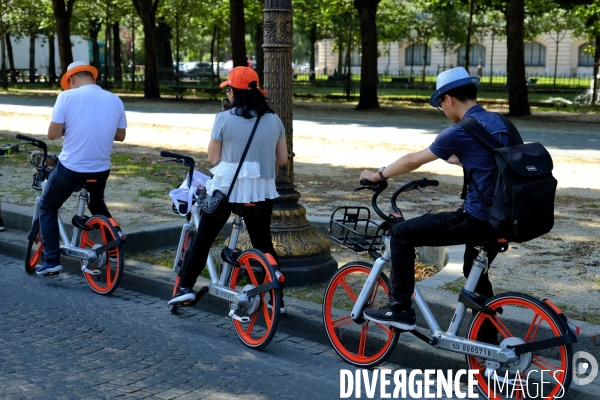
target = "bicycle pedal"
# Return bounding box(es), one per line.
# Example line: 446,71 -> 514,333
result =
174,300 -> 195,307
228,310 -> 250,323
196,286 -> 209,299
82,267 -> 101,275
43,271 -> 60,277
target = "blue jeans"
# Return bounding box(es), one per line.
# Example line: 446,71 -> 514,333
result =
39,161 -> 111,262
389,208 -> 498,310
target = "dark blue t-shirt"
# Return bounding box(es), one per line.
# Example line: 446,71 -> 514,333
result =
429,105 -> 509,220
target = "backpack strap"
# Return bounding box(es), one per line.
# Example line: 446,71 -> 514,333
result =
457,114 -> 522,199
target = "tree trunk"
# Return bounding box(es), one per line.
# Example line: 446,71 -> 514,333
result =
113,22 -> 122,83
0,21 -> 6,90
489,33 -> 494,86
592,35 -> 599,107
6,34 -> 16,82
51,0 -> 76,75
156,18 -> 174,81
209,24 -> 216,82
230,0 -> 247,67
48,33 -> 57,84
337,37 -> 344,75
505,0 -> 530,116
255,22 -> 264,87
465,0 -> 474,71
29,35 -> 36,83
89,19 -> 102,70
216,27 -> 221,80
345,16 -> 353,100
130,13 -> 135,91
553,34 -> 559,88
132,0 -> 161,98
354,0 -> 380,110
309,24 -> 317,83
422,38 -> 429,84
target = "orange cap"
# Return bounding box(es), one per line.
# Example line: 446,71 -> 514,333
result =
60,61 -> 99,90
220,66 -> 267,95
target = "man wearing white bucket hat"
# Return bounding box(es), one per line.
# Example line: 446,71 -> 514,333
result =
36,62 -> 127,275
359,67 -> 511,341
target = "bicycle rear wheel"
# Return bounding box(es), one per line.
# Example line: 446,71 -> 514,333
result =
228,249 -> 280,350
323,261 -> 399,368
466,292 -> 573,400
170,231 -> 193,314
25,223 -> 43,274
78,216 -> 124,295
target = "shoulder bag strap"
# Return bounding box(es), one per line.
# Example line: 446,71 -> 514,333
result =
225,114 -> 262,199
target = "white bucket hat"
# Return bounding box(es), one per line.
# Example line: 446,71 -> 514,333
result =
429,67 -> 480,107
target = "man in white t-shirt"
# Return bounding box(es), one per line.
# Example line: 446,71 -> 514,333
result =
36,61 -> 127,275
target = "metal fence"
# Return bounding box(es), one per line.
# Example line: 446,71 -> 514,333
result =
292,71 -> 599,105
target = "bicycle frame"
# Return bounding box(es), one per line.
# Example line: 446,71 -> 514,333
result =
35,179 -> 105,270
173,202 -> 251,311
351,238 -> 521,365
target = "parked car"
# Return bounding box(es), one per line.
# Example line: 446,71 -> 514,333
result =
180,61 -> 214,79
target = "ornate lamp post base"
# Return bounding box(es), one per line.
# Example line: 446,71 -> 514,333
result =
270,188 -> 337,286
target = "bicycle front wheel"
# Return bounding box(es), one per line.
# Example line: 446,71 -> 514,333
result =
228,249 -> 280,350
25,223 -> 43,274
323,261 -> 400,368
467,292 -> 573,400
79,216 -> 124,295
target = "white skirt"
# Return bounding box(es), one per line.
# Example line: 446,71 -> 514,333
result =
206,161 -> 279,203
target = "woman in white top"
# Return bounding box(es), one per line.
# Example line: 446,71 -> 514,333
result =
170,67 -> 288,308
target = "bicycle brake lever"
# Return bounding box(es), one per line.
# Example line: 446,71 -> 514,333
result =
353,186 -> 369,192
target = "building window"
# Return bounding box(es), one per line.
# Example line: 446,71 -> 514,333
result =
405,44 -> 431,66
456,44 -> 486,67
578,43 -> 594,67
524,42 -> 546,67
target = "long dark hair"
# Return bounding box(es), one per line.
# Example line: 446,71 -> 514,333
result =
229,81 -> 275,119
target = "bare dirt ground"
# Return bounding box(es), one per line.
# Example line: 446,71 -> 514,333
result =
1,96 -> 599,322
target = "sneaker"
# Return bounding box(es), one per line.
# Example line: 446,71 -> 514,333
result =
0,217 -> 5,232
168,287 -> 195,305
267,297 -> 286,314
36,260 -> 63,275
363,307 -> 416,330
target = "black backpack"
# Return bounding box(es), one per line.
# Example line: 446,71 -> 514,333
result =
458,115 -> 557,243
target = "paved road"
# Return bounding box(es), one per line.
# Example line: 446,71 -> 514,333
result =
1,95 -> 599,157
1,253 -> 455,400
2,252 -> 597,400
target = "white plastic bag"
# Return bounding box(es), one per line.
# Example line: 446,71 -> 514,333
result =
169,170 -> 210,216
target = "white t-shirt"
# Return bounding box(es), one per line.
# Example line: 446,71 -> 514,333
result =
51,84 -> 127,172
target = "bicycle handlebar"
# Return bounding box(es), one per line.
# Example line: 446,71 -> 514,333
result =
160,150 -> 196,188
356,177 -> 439,223
16,134 -> 48,168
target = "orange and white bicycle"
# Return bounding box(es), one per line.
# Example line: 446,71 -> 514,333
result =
161,150 -> 284,350
18,134 -> 125,295
323,177 -> 579,399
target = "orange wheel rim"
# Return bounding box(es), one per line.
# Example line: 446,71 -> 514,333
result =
230,253 -> 275,346
324,265 -> 395,364
468,297 -> 568,399
80,218 -> 120,293
29,236 -> 43,270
